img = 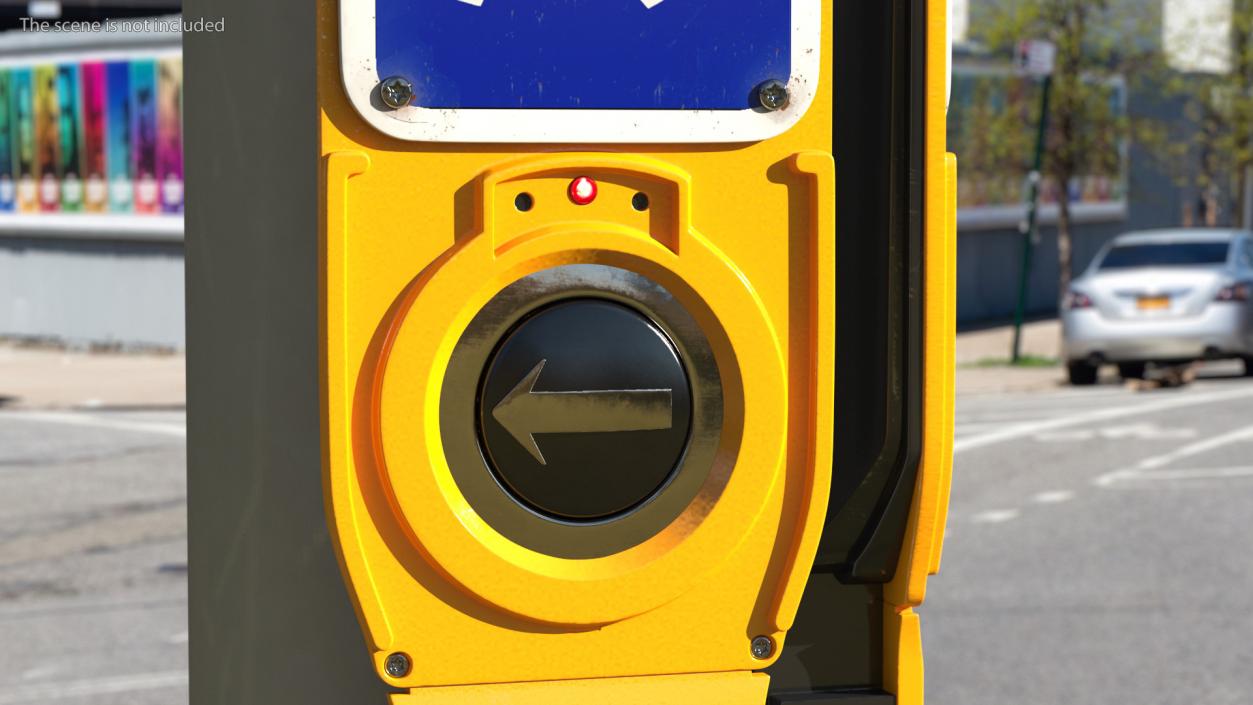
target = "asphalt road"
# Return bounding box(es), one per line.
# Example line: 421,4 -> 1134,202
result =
1,367 -> 1252,704
927,364 -> 1253,705
0,410 -> 187,705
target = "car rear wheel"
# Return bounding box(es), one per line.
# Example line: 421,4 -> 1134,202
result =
1242,356 -> 1253,377
1067,360 -> 1099,386
1117,362 -> 1147,380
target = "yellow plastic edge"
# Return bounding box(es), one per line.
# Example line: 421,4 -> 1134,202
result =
321,150 -> 395,649
391,671 -> 769,705
318,0 -> 838,688
374,153 -> 792,628
929,152 -> 958,574
770,151 -> 836,632
883,0 -> 956,702
883,606 -> 924,705
884,0 -> 954,610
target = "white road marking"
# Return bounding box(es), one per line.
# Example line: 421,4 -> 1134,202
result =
1095,424 -> 1253,487
1033,423 -> 1197,443
1094,469 -> 1138,486
970,509 -> 1019,524
0,671 -> 187,704
1031,429 -> 1092,442
1114,466 -> 1253,482
1136,425 -> 1253,470
955,422 -> 1035,434
166,630 -> 189,644
18,666 -> 56,681
0,595 -> 185,620
957,410 -> 1058,422
1031,490 -> 1075,504
957,388 -> 1131,408
955,386 -> 1253,454
0,411 -> 185,438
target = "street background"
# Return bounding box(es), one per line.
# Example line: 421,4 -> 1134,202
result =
3,325 -> 1251,704
0,344 -> 185,704
2,0 -> 1253,703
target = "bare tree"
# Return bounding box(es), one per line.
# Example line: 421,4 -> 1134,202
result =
974,0 -> 1124,297
1152,0 -> 1253,227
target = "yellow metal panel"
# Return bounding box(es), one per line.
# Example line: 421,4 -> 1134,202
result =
373,157 -> 789,626
392,672 -> 769,705
928,152 -> 959,576
769,151 -> 836,633
884,0 -> 956,610
321,150 -> 391,650
884,0 -> 955,701
883,606 -> 924,705
318,0 -> 838,695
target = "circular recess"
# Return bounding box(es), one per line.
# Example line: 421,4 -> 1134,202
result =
438,264 -> 724,559
478,299 -> 693,521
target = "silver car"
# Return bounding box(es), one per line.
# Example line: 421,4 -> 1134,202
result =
1062,229 -> 1253,385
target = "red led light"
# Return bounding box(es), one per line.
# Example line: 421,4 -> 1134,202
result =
568,176 -> 598,205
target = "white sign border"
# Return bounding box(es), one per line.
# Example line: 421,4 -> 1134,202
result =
340,0 -> 822,143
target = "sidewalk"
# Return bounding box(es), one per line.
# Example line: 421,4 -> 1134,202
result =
954,318 -> 1066,395
955,318 -> 1061,365
0,319 -> 1068,410
0,343 -> 185,410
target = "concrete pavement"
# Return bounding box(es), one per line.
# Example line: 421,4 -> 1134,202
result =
0,409 -> 187,705
0,344 -> 184,410
0,319 -> 1065,411
4,323 -> 1252,705
954,318 -> 1072,395
927,372 -> 1253,705
955,318 -> 1062,365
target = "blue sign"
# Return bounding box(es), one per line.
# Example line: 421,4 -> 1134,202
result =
375,0 -> 792,110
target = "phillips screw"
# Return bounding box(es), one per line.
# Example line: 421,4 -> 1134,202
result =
379,76 -> 415,110
750,635 -> 775,660
384,652 -> 412,678
756,79 -> 790,111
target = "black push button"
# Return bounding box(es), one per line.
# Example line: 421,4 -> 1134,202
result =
478,299 -> 693,522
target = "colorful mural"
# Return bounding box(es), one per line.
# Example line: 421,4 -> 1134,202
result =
0,54 -> 182,217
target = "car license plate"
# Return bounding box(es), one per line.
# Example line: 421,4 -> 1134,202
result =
1137,296 -> 1171,310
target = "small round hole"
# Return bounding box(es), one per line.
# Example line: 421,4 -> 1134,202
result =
515,192 -> 534,212
631,192 -> 650,211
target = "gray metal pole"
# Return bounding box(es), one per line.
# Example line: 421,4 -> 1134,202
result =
1010,74 -> 1052,364
183,2 -> 388,702
1242,164 -> 1253,229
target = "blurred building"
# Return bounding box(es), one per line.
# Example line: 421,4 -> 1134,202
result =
0,1 -> 182,349
950,0 -> 1229,324
0,1 -> 1238,348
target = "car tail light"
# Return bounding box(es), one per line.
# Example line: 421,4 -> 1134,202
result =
1215,283 -> 1251,302
1064,289 -> 1094,310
